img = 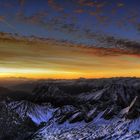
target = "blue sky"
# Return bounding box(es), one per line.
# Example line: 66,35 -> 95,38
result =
0,0 -> 140,45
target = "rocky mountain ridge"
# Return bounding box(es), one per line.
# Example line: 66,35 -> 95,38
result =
0,78 -> 139,139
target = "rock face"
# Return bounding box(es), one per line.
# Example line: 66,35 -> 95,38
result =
0,102 -> 37,140
7,100 -> 54,124
32,85 -> 77,105
120,96 -> 139,119
0,78 -> 140,139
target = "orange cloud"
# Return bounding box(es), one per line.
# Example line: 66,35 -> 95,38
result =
0,32 -> 140,79
0,16 -> 5,21
19,0 -> 25,6
74,9 -> 85,14
48,0 -> 64,11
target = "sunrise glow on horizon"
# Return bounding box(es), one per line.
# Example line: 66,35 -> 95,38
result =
0,35 -> 140,79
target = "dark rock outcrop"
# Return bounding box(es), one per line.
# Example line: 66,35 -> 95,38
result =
0,102 -> 37,140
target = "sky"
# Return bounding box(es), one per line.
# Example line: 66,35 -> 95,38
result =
0,0 -> 140,79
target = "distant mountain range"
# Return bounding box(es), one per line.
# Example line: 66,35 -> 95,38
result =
0,78 -> 139,140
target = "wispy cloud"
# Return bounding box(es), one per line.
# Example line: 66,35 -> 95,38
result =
0,16 -> 19,32
0,32 -> 140,58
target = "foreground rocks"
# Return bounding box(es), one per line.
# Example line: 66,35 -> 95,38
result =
30,118 -> 140,140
